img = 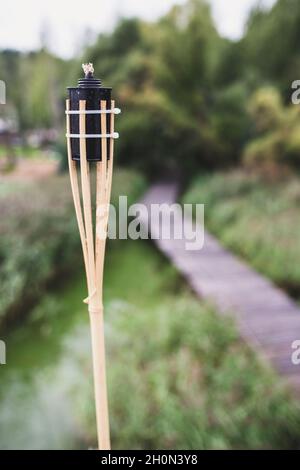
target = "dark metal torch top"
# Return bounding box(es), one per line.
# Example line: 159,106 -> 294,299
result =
77,63 -> 102,88
67,63 -> 113,162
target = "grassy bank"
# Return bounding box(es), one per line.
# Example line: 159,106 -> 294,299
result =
183,171 -> 300,295
0,168 -> 146,327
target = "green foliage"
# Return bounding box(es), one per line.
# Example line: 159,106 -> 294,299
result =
183,171 -> 300,293
84,1 -> 226,178
75,242 -> 300,449
0,48 -> 71,130
84,0 -> 300,177
87,18 -> 147,89
108,299 -> 300,449
248,87 -> 284,133
83,0 -> 300,176
243,0 -> 300,96
243,87 -> 300,172
243,133 -> 284,171
0,169 -> 145,327
211,82 -> 251,163
0,177 -> 80,327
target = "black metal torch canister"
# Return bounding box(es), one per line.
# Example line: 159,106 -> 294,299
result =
67,63 -> 116,162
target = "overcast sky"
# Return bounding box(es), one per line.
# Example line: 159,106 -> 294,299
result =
0,0 -> 276,58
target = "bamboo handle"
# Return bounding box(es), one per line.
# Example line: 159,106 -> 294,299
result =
79,100 -> 111,450
89,308 -> 111,450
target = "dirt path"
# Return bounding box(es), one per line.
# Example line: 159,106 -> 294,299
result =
0,158 -> 58,183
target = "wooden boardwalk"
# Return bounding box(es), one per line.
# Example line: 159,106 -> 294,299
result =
140,183 -> 300,392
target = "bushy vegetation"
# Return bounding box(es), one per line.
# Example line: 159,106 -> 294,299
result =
0,169 -> 145,327
242,0 -> 300,97
243,87 -> 300,176
107,300 -> 300,449
72,242 -> 300,450
0,48 -> 72,130
183,171 -> 300,295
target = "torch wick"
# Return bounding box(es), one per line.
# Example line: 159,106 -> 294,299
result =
82,63 -> 95,78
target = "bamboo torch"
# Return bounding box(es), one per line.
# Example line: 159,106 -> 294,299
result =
65,63 -> 121,450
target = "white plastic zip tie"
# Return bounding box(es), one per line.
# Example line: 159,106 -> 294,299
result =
65,108 -> 121,115
66,132 -> 119,139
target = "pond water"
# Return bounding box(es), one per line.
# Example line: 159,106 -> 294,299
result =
0,169 -> 183,449
0,268 -> 91,449
0,239 -> 173,449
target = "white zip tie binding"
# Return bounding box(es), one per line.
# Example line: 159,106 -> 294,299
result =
65,108 -> 121,115
66,132 -> 119,139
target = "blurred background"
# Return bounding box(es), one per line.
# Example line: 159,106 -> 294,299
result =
1,0 -> 300,450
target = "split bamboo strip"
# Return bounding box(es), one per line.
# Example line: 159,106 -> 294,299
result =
107,100 -> 115,198
66,100 -> 90,291
95,101 -> 108,294
79,100 -> 97,301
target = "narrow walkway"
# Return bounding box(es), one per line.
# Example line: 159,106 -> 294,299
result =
140,183 -> 300,393
0,158 -> 58,183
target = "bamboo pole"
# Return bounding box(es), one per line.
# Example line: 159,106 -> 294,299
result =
107,100 -> 115,199
89,307 -> 110,450
65,100 -> 90,291
95,100 -> 108,295
66,99 -> 112,450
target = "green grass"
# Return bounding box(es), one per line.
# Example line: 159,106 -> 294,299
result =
183,170 -> 300,295
0,145 -> 43,160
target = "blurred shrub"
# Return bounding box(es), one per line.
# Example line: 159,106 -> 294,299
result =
247,87 -> 283,134
243,0 -> 300,97
211,82 -> 251,164
117,86 -> 222,178
0,49 -> 71,131
0,177 -> 80,327
243,87 -> 300,176
0,169 -> 145,328
243,133 -> 286,178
